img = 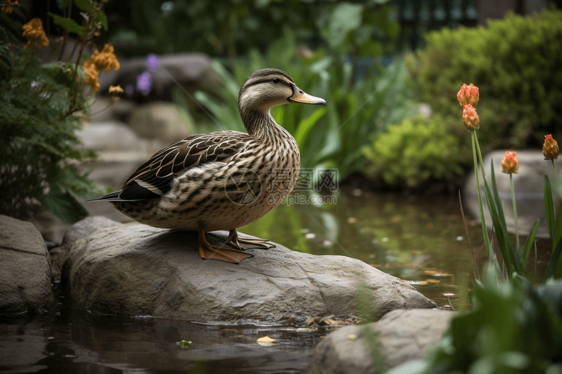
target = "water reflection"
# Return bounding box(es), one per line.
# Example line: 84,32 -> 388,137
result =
0,313 -> 331,374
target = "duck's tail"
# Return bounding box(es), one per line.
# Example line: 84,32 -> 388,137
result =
86,190 -> 125,203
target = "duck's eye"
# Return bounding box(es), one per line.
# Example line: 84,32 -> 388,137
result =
272,78 -> 280,84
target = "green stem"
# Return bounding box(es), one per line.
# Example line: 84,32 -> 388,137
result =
510,173 -> 519,249
552,159 -> 557,177
471,130 -> 492,259
474,130 -> 486,180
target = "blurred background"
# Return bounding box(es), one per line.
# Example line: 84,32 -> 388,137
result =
2,2 -> 562,372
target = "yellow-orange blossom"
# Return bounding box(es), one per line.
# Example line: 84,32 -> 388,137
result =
543,134 -> 559,161
501,151 -> 519,174
22,18 -> 49,50
83,44 -> 120,94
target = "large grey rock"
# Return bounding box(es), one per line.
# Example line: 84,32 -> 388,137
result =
76,121 -> 145,152
62,223 -> 437,323
0,215 -> 54,314
305,309 -> 455,374
127,101 -> 192,144
50,216 -> 122,281
464,150 -> 562,238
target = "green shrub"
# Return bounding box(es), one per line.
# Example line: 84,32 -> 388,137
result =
380,8 -> 562,189
363,115 -> 465,189
411,8 -> 562,148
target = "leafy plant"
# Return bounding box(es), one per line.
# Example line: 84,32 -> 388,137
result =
0,1 -> 116,223
186,32 -> 415,182
363,115 -> 465,189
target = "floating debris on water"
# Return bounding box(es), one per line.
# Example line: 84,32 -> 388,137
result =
177,340 -> 192,348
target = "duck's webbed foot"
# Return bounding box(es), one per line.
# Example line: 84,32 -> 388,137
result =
198,228 -> 253,264
226,229 -> 276,250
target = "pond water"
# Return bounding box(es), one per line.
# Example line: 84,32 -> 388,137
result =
1,189 -> 491,373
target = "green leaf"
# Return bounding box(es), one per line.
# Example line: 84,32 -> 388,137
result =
294,107 -> 326,145
328,3 -> 364,49
545,174 -> 555,241
523,220 -> 539,264
490,161 -> 507,231
96,11 -> 108,31
49,13 -> 85,37
176,340 -> 192,348
73,0 -> 92,11
39,187 -> 89,224
545,238 -> 562,280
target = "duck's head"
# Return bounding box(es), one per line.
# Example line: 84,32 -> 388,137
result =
238,68 -> 326,116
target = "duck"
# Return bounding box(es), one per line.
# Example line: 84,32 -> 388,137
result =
89,68 -> 326,264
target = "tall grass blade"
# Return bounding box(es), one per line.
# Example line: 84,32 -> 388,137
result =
523,220 -> 539,265
544,174 -> 555,241
483,178 -> 515,276
490,161 -> 507,230
544,238 -> 562,281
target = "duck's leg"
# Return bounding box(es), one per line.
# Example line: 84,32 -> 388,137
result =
197,227 -> 253,264
226,228 -> 275,250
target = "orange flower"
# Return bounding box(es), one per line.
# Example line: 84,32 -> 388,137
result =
543,134 -> 559,161
108,85 -> 123,94
83,60 -> 100,94
1,0 -> 18,13
501,151 -> 519,174
462,104 -> 479,130
92,44 -> 120,72
457,83 -> 479,107
83,44 -> 120,94
22,18 -> 49,50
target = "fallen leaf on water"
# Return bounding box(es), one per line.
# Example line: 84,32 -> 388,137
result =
348,217 -> 358,223
425,279 -> 440,283
423,270 -> 452,277
177,340 -> 192,348
257,336 -> 278,346
370,264 -> 382,268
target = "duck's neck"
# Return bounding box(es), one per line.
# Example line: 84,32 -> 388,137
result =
240,108 -> 290,141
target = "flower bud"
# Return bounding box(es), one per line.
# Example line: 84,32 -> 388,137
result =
462,105 -> 479,130
543,134 -> 559,161
501,151 -> 519,174
457,83 -> 479,107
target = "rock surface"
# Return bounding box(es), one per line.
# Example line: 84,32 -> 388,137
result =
305,309 -> 455,374
63,223 -> 437,323
50,216 -> 122,281
127,101 -> 192,144
0,215 -> 54,314
464,150 -> 562,238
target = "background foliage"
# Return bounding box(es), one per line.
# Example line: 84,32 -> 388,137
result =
184,32 -> 416,182
0,1 -> 110,222
105,0 -> 399,59
390,8 -> 562,189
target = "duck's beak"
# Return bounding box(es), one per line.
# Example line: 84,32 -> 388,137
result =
288,86 -> 326,106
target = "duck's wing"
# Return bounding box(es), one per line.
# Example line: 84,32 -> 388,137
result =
89,131 -> 248,202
